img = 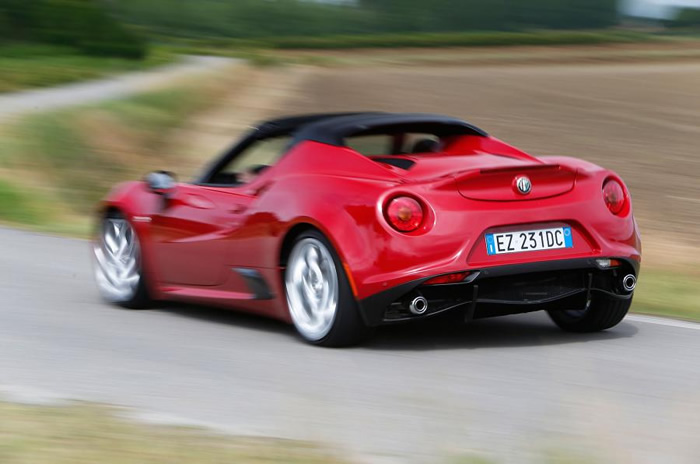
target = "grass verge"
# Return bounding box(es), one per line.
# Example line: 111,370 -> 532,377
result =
0,65 -> 244,235
0,44 -> 174,93
0,179 -> 47,225
632,269 -> 700,321
0,401 -> 347,464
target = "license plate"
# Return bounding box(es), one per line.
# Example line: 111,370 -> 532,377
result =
485,226 -> 573,255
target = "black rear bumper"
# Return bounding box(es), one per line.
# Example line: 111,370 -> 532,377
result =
357,257 -> 639,327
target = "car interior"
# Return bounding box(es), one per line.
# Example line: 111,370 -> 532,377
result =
201,127 -> 446,187
345,133 -> 443,156
204,135 -> 292,186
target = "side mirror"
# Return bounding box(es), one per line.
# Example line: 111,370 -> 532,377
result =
145,171 -> 177,198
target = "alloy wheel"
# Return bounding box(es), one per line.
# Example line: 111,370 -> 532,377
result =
93,217 -> 141,302
285,237 -> 339,341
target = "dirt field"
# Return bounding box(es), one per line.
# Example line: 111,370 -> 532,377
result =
281,41 -> 700,67
261,61 -> 700,269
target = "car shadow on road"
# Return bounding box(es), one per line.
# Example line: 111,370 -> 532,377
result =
155,302 -> 296,338
366,312 -> 639,351
156,303 -> 638,351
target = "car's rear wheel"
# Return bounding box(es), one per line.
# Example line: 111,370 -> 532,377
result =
93,211 -> 150,309
547,294 -> 631,332
285,230 -> 372,347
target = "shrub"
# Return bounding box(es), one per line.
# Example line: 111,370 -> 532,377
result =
37,0 -> 146,59
113,0 -> 621,40
672,8 -> 700,29
259,30 -> 651,50
0,0 -> 147,59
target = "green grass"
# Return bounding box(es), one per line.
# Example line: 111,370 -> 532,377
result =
0,179 -> 47,225
0,401 -> 348,464
263,30 -> 657,50
0,44 -> 174,93
632,270 -> 700,321
162,29 -> 659,52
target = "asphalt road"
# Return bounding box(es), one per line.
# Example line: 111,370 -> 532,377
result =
1,226 -> 699,464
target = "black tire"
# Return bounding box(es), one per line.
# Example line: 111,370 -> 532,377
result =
119,267 -> 151,310
285,230 -> 373,347
94,210 -> 151,310
547,294 -> 631,333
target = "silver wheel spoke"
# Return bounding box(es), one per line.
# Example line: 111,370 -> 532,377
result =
105,228 -> 118,254
115,232 -> 129,259
122,273 -> 140,287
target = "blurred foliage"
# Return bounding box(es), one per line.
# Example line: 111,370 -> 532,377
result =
672,8 -> 700,29
359,0 -> 618,32
247,30 -> 652,50
114,0 -> 376,38
0,0 -> 147,59
113,0 -> 621,40
0,44 -> 172,93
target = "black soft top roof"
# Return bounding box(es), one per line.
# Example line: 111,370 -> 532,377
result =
254,112 -> 488,145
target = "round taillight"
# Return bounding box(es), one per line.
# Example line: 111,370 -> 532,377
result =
386,196 -> 424,232
603,179 -> 626,215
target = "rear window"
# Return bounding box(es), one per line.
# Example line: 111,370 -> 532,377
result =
345,133 -> 441,156
345,135 -> 393,156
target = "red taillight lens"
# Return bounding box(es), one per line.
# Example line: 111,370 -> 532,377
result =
386,196 -> 423,232
424,272 -> 471,285
603,179 -> 626,215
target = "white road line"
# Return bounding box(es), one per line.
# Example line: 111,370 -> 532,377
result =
628,314 -> 700,331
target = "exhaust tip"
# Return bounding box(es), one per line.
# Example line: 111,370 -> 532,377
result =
409,296 -> 429,315
623,274 -> 637,292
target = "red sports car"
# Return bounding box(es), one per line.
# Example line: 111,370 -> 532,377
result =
93,112 -> 641,346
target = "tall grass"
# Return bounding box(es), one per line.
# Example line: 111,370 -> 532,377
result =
0,72 -> 234,231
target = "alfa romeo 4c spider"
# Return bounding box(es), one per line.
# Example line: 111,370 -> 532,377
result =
93,112 -> 641,346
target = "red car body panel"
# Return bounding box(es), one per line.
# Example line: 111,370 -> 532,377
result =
98,115 -> 641,326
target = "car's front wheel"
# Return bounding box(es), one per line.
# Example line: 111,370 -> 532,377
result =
285,230 -> 372,347
93,211 -> 150,309
547,294 -> 631,332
